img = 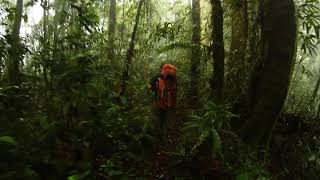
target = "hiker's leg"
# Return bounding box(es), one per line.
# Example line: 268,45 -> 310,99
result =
159,108 -> 167,140
151,105 -> 162,137
166,108 -> 176,128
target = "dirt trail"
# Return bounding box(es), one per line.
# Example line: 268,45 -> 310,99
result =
148,106 -> 190,180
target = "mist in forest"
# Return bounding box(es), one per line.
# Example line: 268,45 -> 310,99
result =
0,0 -> 319,179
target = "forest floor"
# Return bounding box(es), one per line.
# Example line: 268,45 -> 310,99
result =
90,104 -> 320,179
146,106 -> 228,180
147,111 -> 320,180
148,107 -> 187,179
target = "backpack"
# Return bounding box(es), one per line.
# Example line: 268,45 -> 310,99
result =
157,64 -> 177,109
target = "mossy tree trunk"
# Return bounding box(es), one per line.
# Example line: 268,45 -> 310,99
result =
6,0 -> 23,85
309,76 -> 320,104
120,0 -> 144,96
247,0 -> 262,71
210,0 -> 225,104
107,0 -> 116,63
41,0 -> 50,93
189,0 -> 201,104
241,0 -> 297,147
226,0 -> 248,100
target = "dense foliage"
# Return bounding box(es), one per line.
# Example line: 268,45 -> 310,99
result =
0,0 -> 320,179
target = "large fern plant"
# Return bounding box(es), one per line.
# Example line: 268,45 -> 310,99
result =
182,101 -> 237,157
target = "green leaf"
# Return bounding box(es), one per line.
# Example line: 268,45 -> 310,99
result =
0,136 -> 17,146
182,121 -> 199,131
68,175 -> 79,180
157,42 -> 193,54
212,129 -> 221,154
236,172 -> 250,180
191,130 -> 209,153
68,170 -> 91,180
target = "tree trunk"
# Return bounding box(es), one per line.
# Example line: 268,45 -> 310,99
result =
316,101 -> 320,119
120,0 -> 144,96
6,0 -> 23,85
309,76 -> 320,103
241,0 -> 297,147
247,0 -> 262,70
107,0 -> 116,62
305,76 -> 320,115
189,0 -> 201,104
226,0 -> 248,100
41,0 -> 49,91
210,0 -> 225,104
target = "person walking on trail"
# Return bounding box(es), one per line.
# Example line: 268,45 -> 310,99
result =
148,63 -> 177,140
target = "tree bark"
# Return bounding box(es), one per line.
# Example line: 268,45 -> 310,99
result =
120,0 -> 144,96
107,0 -> 116,62
241,0 -> 297,147
310,76 -> 320,103
247,0 -> 262,70
6,0 -> 23,85
226,0 -> 248,100
305,76 -> 320,115
210,0 -> 225,104
316,101 -> 320,119
189,0 -> 201,104
41,0 -> 49,91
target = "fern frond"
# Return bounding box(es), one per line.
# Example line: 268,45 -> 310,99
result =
157,42 -> 193,54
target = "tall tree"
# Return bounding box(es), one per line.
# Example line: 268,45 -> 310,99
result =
6,0 -> 23,85
247,0 -> 262,70
210,0 -> 225,104
306,76 -> 320,115
226,0 -> 248,100
41,0 -> 49,91
241,0 -> 297,147
107,0 -> 116,62
309,76 -> 320,104
120,0 -> 144,96
189,0 -> 201,104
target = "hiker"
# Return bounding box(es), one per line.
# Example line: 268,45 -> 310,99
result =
148,63 -> 177,140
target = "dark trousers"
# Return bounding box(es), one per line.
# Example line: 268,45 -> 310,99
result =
152,106 -> 175,141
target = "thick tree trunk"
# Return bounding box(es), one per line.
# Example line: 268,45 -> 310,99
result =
120,0 -> 144,96
6,0 -> 23,85
210,0 -> 225,104
241,0 -> 297,146
107,0 -> 116,62
226,0 -> 248,100
189,0 -> 201,104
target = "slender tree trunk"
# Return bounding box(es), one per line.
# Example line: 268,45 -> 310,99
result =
310,76 -> 320,103
210,0 -> 225,104
41,0 -> 49,91
189,0 -> 201,104
7,0 -> 23,85
52,0 -> 61,90
305,76 -> 320,116
226,0 -> 248,100
241,0 -> 297,147
107,0 -> 116,62
247,0 -> 262,70
51,0 -> 67,89
316,101 -> 320,119
120,0 -> 144,96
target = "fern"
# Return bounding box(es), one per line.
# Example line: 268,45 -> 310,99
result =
156,42 -> 193,54
182,101 -> 237,157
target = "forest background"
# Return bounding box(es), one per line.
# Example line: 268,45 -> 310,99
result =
0,0 -> 320,179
